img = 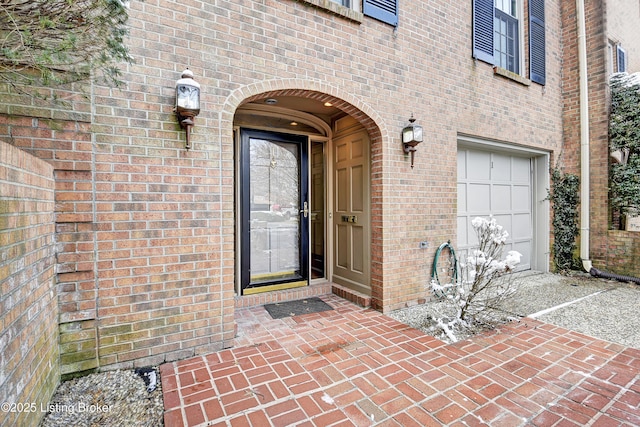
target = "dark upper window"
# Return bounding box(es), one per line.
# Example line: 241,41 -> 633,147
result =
617,45 -> 627,72
473,0 -> 546,85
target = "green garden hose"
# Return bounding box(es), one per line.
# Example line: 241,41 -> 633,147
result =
430,241 -> 459,298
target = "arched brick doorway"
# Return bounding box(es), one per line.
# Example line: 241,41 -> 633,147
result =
223,84 -> 386,309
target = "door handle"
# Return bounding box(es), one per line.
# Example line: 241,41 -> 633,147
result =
300,201 -> 309,218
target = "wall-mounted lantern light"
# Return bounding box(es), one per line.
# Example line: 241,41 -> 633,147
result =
402,114 -> 423,168
175,68 -> 200,150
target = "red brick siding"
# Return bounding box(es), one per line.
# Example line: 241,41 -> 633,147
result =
0,142 -> 58,427
603,231 -> 640,276
0,0 -> 564,373
0,91 -> 99,374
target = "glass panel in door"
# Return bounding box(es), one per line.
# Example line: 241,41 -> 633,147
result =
240,129 -> 309,294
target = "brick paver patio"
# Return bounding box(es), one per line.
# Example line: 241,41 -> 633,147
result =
160,295 -> 640,426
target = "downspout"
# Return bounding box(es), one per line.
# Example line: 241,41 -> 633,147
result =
576,0 -> 592,272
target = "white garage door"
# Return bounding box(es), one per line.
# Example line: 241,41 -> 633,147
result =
457,148 -> 532,270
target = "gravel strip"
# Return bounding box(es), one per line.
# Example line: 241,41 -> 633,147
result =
39,368 -> 163,427
389,271 -> 640,348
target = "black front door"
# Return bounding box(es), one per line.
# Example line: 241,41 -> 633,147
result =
240,129 -> 309,294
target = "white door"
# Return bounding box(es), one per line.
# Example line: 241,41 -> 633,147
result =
457,148 -> 533,270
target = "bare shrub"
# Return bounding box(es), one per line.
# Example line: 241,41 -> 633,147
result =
430,217 -> 521,342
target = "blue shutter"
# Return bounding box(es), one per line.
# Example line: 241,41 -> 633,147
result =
473,0 -> 494,64
363,0 -> 398,26
617,46 -> 626,72
529,0 -> 546,85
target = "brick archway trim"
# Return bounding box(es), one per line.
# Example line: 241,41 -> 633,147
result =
221,79 -> 388,143
222,79 -> 387,310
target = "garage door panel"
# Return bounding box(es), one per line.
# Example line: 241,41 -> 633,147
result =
457,151 -> 467,180
468,221 -> 480,246
513,241 -> 532,270
458,183 -> 467,212
513,157 -> 530,182
491,154 -> 511,181
468,184 -> 491,212
513,185 -> 531,211
492,185 -> 512,211
502,241 -> 514,256
513,213 -> 532,239
458,216 -> 469,246
493,214 -> 512,235
468,151 -> 491,180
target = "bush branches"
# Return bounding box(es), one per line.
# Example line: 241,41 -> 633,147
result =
609,72 -> 640,219
548,166 -> 580,271
0,0 -> 132,94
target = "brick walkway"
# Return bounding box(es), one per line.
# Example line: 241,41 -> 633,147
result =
160,295 -> 640,426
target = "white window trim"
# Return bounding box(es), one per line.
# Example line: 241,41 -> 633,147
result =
298,0 -> 363,23
608,41 -> 615,75
331,0 -> 361,13
517,0 -> 524,76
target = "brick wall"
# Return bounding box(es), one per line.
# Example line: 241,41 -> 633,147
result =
603,231 -> 640,276
0,86 -> 100,376
562,0 -> 640,277
0,0 -> 564,374
0,142 -> 58,427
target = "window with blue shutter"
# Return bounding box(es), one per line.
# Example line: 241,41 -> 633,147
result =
473,0 -> 494,64
529,0 -> 546,85
617,46 -> 627,72
473,0 -> 548,84
363,0 -> 398,26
